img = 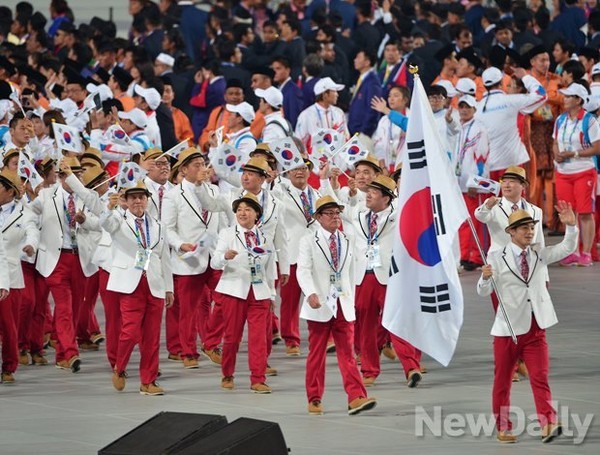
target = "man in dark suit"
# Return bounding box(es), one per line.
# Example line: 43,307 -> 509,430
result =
272,56 -> 304,129
178,0 -> 207,63
348,49 -> 381,136
142,7 -> 164,62
217,40 -> 253,105
350,1 -> 380,59
281,18 -> 307,81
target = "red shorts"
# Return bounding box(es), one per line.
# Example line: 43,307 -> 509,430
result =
555,168 -> 597,214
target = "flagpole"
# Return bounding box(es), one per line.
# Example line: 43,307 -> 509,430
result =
466,216 -> 518,344
91,173 -> 118,190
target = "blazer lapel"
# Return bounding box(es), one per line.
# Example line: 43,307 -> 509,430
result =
1,203 -> 23,233
52,187 -> 64,233
181,184 -> 208,227
501,246 -> 527,284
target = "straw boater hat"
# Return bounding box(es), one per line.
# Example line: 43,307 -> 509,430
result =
501,166 -> 528,185
367,175 -> 397,199
505,209 -> 539,232
391,163 -> 402,182
81,147 -> 105,169
250,143 -> 276,162
0,168 -> 21,193
232,191 -> 263,219
35,156 -> 56,176
176,147 -> 204,167
354,154 -> 382,173
313,195 -> 344,217
240,156 -> 270,177
142,148 -> 163,162
62,156 -> 83,173
81,166 -> 108,189
124,180 -> 151,197
2,148 -> 19,166
169,162 -> 181,184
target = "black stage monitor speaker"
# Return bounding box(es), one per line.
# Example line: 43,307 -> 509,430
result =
171,417 -> 288,455
98,412 -> 228,455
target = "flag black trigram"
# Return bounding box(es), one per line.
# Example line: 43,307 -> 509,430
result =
407,140 -> 427,169
431,193 -> 446,235
420,283 -> 451,313
389,255 -> 399,277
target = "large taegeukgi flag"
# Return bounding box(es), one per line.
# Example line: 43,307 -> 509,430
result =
382,74 -> 469,367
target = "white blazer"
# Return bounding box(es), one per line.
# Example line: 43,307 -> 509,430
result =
271,179 -> 321,264
162,181 -> 220,275
26,185 -> 97,278
144,177 -> 174,220
477,227 -> 578,336
1,200 -> 38,288
0,231 -> 8,291
346,204 -> 396,286
210,224 -> 275,301
101,209 -> 173,298
297,227 -> 355,323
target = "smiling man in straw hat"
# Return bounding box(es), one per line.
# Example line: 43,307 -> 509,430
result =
478,201 -> 578,444
297,195 -> 377,416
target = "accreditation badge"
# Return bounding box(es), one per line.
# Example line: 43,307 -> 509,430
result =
135,249 -> 152,271
367,244 -> 382,268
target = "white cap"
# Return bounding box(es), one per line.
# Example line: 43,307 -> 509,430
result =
314,77 -> 345,95
156,53 -> 175,67
134,84 -> 161,110
457,95 -> 477,108
49,97 -> 78,117
226,102 -> 255,123
119,108 -> 148,128
456,77 -> 476,95
560,83 -> 590,102
592,62 -> 600,76
585,96 -> 600,113
85,83 -> 113,102
482,67 -> 503,87
434,80 -> 457,98
255,87 -> 283,108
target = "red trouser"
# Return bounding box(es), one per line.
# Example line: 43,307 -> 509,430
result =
168,274 -> 208,358
493,316 -> 556,431
19,262 -> 48,353
390,334 -> 422,378
115,275 -> 163,384
199,267 -> 223,350
46,252 -> 86,362
459,193 -> 487,265
306,305 -> 367,404
98,268 -> 121,369
77,272 -> 101,344
355,273 -> 386,378
279,264 -> 302,347
219,289 -> 270,385
0,289 -> 21,373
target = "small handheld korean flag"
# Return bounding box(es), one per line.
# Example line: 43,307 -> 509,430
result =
335,134 -> 369,168
466,175 -> 500,196
311,128 -> 343,159
18,151 -> 43,188
209,143 -> 244,186
117,162 -> 147,190
269,137 -> 304,171
105,124 -> 132,146
52,122 -> 84,154
163,139 -> 189,159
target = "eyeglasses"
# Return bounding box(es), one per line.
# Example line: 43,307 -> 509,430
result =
428,95 -> 446,101
154,161 -> 170,167
320,211 -> 341,217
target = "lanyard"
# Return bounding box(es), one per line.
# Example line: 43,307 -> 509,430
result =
561,116 -> 580,147
322,232 -> 342,273
315,105 -> 330,129
456,121 -> 475,169
366,211 -> 390,244
63,197 -> 75,227
134,216 -> 151,249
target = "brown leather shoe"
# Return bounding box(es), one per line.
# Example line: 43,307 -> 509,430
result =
31,353 -> 49,365
265,365 -> 278,376
1,372 -> 15,384
308,400 -> 323,415
79,341 -> 99,351
68,356 -> 81,373
221,376 -> 235,390
18,351 -> 29,366
541,422 -> 562,443
183,356 -> 199,369
407,369 -> 422,388
512,371 -> 520,382
168,353 -> 183,362
497,431 -> 517,443
272,332 -> 283,345
55,360 -> 70,370
348,397 -> 377,415
91,333 -> 105,345
285,345 -> 301,356
362,376 -> 376,387
381,343 -> 397,360
112,371 -> 127,391
203,348 -> 222,365
250,383 -> 272,394
140,382 -> 164,396
517,360 -> 528,378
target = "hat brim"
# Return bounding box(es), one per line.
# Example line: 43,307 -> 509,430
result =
313,201 -> 345,218
85,172 -> 109,189
505,218 -> 538,232
367,181 -> 396,199
501,172 -> 529,185
178,152 -> 203,167
232,198 -> 263,219
124,188 -> 151,197
0,175 -> 20,194
81,155 -> 105,168
355,160 -> 383,173
240,164 -> 270,177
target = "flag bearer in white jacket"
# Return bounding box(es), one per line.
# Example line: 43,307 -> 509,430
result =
102,181 -> 174,396
210,193 -> 275,394
477,203 -> 578,444
0,169 -> 38,383
297,195 -> 377,416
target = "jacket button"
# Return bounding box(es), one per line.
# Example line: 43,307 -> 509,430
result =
527,299 -> 531,302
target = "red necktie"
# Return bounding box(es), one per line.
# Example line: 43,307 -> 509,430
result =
512,203 -> 518,212
135,218 -> 147,248
201,209 -> 209,223
520,250 -> 529,281
369,212 -> 378,239
67,194 -> 76,229
158,185 -> 165,217
329,233 -> 339,270
244,230 -> 257,248
299,191 -> 312,222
